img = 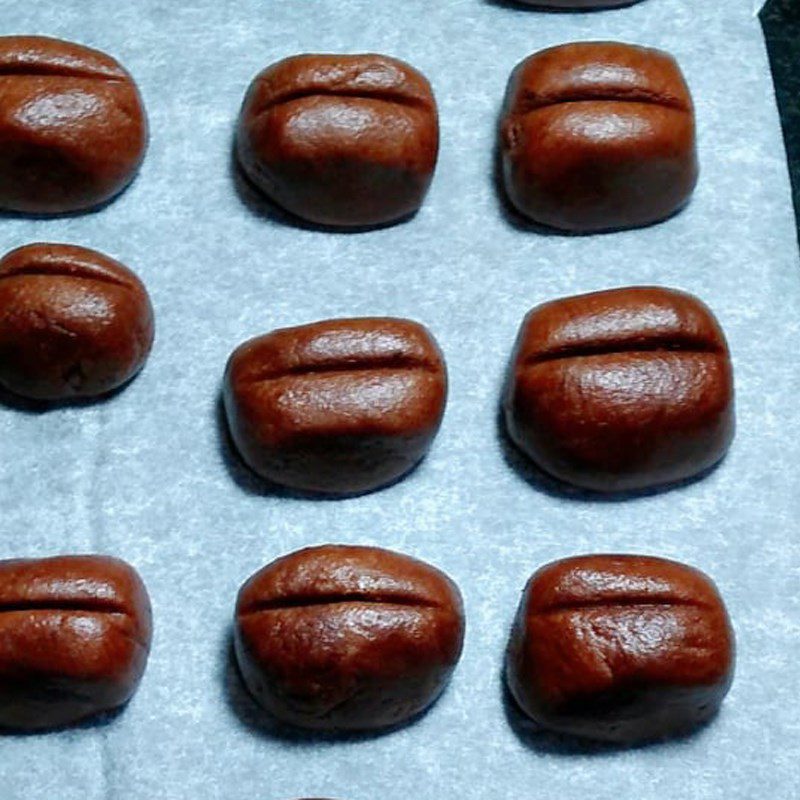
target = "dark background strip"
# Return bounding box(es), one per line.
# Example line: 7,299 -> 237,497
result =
761,0 -> 800,244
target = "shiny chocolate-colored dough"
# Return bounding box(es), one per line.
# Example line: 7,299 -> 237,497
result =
0,36 -> 147,214
234,545 -> 465,731
516,0 -> 642,7
507,555 -> 735,743
0,243 -> 154,400
504,286 -> 734,492
223,317 -> 447,495
0,555 -> 152,730
236,53 -> 439,228
500,42 -> 697,232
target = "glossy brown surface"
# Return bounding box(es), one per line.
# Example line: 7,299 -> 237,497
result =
0,36 -> 147,214
516,0 -> 641,6
0,555 -> 152,730
223,317 -> 447,495
234,545 -> 465,731
507,555 -> 735,743
237,53 -> 439,227
504,286 -> 734,492
0,243 -> 154,401
500,42 -> 697,232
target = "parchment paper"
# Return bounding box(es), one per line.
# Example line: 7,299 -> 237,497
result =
1,1 -> 798,798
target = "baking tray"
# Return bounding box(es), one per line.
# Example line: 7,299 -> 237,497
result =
1,1 -> 799,798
